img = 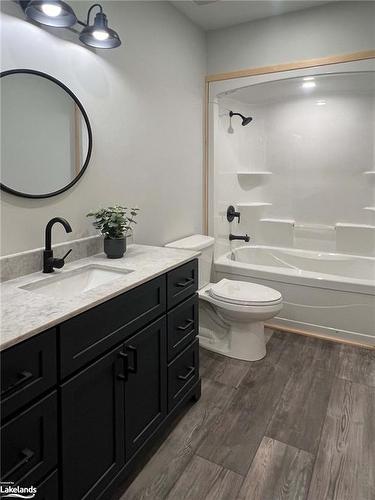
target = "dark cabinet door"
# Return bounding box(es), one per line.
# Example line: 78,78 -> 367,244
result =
61,345 -> 126,500
124,317 -> 167,461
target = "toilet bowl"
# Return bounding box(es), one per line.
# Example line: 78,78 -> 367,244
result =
165,235 -> 283,361
199,280 -> 282,361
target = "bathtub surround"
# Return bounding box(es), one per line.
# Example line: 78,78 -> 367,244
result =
213,72 -> 375,256
208,60 -> 375,346
0,0 -> 206,255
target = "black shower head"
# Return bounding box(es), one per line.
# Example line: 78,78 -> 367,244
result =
229,110 -> 253,126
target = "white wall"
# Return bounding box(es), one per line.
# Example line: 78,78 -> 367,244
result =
0,1 -> 206,255
207,1 -> 375,75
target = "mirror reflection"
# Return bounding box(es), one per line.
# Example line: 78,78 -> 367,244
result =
1,71 -> 91,198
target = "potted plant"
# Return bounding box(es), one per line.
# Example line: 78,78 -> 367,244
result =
87,205 -> 140,259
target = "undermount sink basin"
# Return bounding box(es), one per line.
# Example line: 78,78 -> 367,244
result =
20,264 -> 134,298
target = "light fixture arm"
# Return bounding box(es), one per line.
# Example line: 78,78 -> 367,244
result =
86,3 -> 103,25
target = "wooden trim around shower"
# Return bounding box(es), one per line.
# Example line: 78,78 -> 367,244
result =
206,49 -> 375,83
265,323 -> 375,350
202,50 -> 375,233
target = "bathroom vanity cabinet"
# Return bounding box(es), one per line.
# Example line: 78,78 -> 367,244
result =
0,259 -> 200,500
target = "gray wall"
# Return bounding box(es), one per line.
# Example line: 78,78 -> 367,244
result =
0,1 -> 206,255
207,1 -> 375,75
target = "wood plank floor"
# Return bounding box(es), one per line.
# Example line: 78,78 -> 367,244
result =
117,330 -> 375,500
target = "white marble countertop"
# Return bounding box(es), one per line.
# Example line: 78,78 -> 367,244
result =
0,244 -> 199,351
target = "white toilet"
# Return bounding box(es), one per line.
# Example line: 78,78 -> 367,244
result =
166,235 -> 283,361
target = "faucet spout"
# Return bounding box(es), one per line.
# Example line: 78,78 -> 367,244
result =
229,233 -> 250,243
45,217 -> 72,252
43,217 -> 73,273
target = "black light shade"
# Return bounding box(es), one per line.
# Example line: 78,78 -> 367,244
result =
25,0 -> 77,27
79,9 -> 121,49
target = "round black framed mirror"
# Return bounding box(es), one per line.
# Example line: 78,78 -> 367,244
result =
0,69 -> 92,199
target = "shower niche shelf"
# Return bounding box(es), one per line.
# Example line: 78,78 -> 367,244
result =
236,171 -> 272,176
260,218 -> 295,225
363,207 -> 375,212
237,202 -> 272,208
363,171 -> 375,175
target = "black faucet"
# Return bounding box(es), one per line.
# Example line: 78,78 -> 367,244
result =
229,233 -> 250,242
43,217 -> 73,273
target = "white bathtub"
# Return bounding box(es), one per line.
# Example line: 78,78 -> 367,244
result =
215,245 -> 375,346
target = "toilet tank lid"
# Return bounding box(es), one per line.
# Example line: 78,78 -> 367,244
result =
165,234 -> 215,251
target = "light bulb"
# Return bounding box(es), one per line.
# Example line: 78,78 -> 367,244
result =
41,3 -> 62,17
93,30 -> 109,41
316,100 -> 326,106
303,76 -> 315,81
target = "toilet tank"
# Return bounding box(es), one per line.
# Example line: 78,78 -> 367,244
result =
165,234 -> 215,288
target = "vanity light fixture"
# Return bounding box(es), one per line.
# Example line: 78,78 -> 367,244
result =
24,0 -> 77,27
79,4 -> 121,49
19,1 -> 121,49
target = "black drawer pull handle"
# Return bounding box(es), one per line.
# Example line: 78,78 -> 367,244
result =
177,319 -> 194,332
1,371 -> 33,397
127,346 -> 138,373
176,277 -> 194,288
178,366 -> 195,381
2,448 -> 34,481
117,351 -> 128,381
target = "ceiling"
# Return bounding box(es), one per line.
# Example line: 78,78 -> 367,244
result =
171,1 -> 331,31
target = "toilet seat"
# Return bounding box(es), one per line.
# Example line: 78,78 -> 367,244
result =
208,279 -> 282,307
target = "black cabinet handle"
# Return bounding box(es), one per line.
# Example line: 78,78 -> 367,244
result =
176,277 -> 194,288
117,351 -> 128,381
177,319 -> 194,332
1,371 -> 33,397
2,448 -> 34,481
178,366 -> 195,381
127,346 -> 138,373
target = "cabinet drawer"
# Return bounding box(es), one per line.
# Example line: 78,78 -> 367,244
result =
1,330 -> 57,421
167,260 -> 198,309
167,295 -> 198,361
168,339 -> 199,411
59,275 -> 166,378
0,391 -> 58,487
